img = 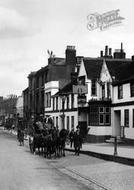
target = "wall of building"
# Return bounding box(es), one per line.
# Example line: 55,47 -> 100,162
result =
112,83 -> 134,140
113,83 -> 134,104
113,105 -> 134,139
88,126 -> 112,136
49,111 -> 78,131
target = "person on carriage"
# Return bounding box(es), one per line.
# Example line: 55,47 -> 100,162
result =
33,121 -> 40,134
36,120 -> 44,131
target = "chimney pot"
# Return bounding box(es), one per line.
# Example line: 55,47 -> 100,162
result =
109,48 -> 112,56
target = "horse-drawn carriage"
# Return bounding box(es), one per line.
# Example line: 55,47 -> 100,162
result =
29,120 -> 68,159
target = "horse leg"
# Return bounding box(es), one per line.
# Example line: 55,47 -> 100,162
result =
63,147 -> 65,157
44,146 -> 46,158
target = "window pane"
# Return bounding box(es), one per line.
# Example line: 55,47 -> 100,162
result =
130,83 -> 134,97
105,114 -> 110,124
91,80 -> 96,96
67,116 -> 69,131
89,113 -> 98,125
71,94 -> 74,108
107,82 -> 111,98
48,92 -> 51,107
56,97 -> 58,110
67,96 -> 69,109
124,109 -> 129,127
56,117 -> 58,127
89,106 -> 99,126
118,85 -> 123,99
71,116 -> 74,129
99,107 -> 104,113
53,97 -> 55,110
99,114 -> 104,124
102,83 -> 105,99
105,107 -> 110,113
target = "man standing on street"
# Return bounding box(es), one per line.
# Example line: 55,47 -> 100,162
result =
74,126 -> 82,156
69,128 -> 75,148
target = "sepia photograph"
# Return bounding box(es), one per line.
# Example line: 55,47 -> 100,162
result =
0,0 -> 134,189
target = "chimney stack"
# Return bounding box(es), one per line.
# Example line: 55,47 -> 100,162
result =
121,42 -> 123,52
100,50 -> 103,57
66,46 -> 76,65
105,45 -> 108,57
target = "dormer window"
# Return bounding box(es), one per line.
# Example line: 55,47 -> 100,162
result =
45,92 -> 51,108
118,84 -> 123,99
102,83 -> 105,99
107,82 -> 111,98
79,76 -> 85,85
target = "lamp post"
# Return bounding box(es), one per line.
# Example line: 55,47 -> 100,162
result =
114,136 -> 118,156
61,95 -> 66,129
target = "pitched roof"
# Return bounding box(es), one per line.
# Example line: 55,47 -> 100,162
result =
83,58 -> 103,79
83,57 -> 134,85
54,79 -> 77,96
105,58 -> 134,84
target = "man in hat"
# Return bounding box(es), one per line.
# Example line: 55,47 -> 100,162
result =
69,128 -> 75,148
74,127 -> 82,156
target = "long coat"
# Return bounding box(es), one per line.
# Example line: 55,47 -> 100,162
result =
74,132 -> 82,148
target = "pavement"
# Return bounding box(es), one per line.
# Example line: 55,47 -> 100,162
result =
65,142 -> 134,166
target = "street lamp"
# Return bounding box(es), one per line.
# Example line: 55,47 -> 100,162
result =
60,95 -> 66,129
114,136 -> 118,156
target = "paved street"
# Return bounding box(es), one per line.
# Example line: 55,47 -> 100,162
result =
1,129 -> 134,190
0,129 -> 102,190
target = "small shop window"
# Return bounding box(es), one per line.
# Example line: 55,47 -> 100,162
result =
99,106 -> 111,125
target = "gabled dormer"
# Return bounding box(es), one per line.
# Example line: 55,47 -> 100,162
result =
99,59 -> 112,100
78,58 -> 103,101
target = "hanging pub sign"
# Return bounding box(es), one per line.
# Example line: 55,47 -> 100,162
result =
73,84 -> 88,95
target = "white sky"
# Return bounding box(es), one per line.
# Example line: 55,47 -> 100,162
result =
0,0 -> 134,97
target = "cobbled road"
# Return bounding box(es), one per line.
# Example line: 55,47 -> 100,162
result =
0,129 -> 105,190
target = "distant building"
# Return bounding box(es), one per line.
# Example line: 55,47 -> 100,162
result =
23,45 -> 79,121
16,96 -> 23,118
